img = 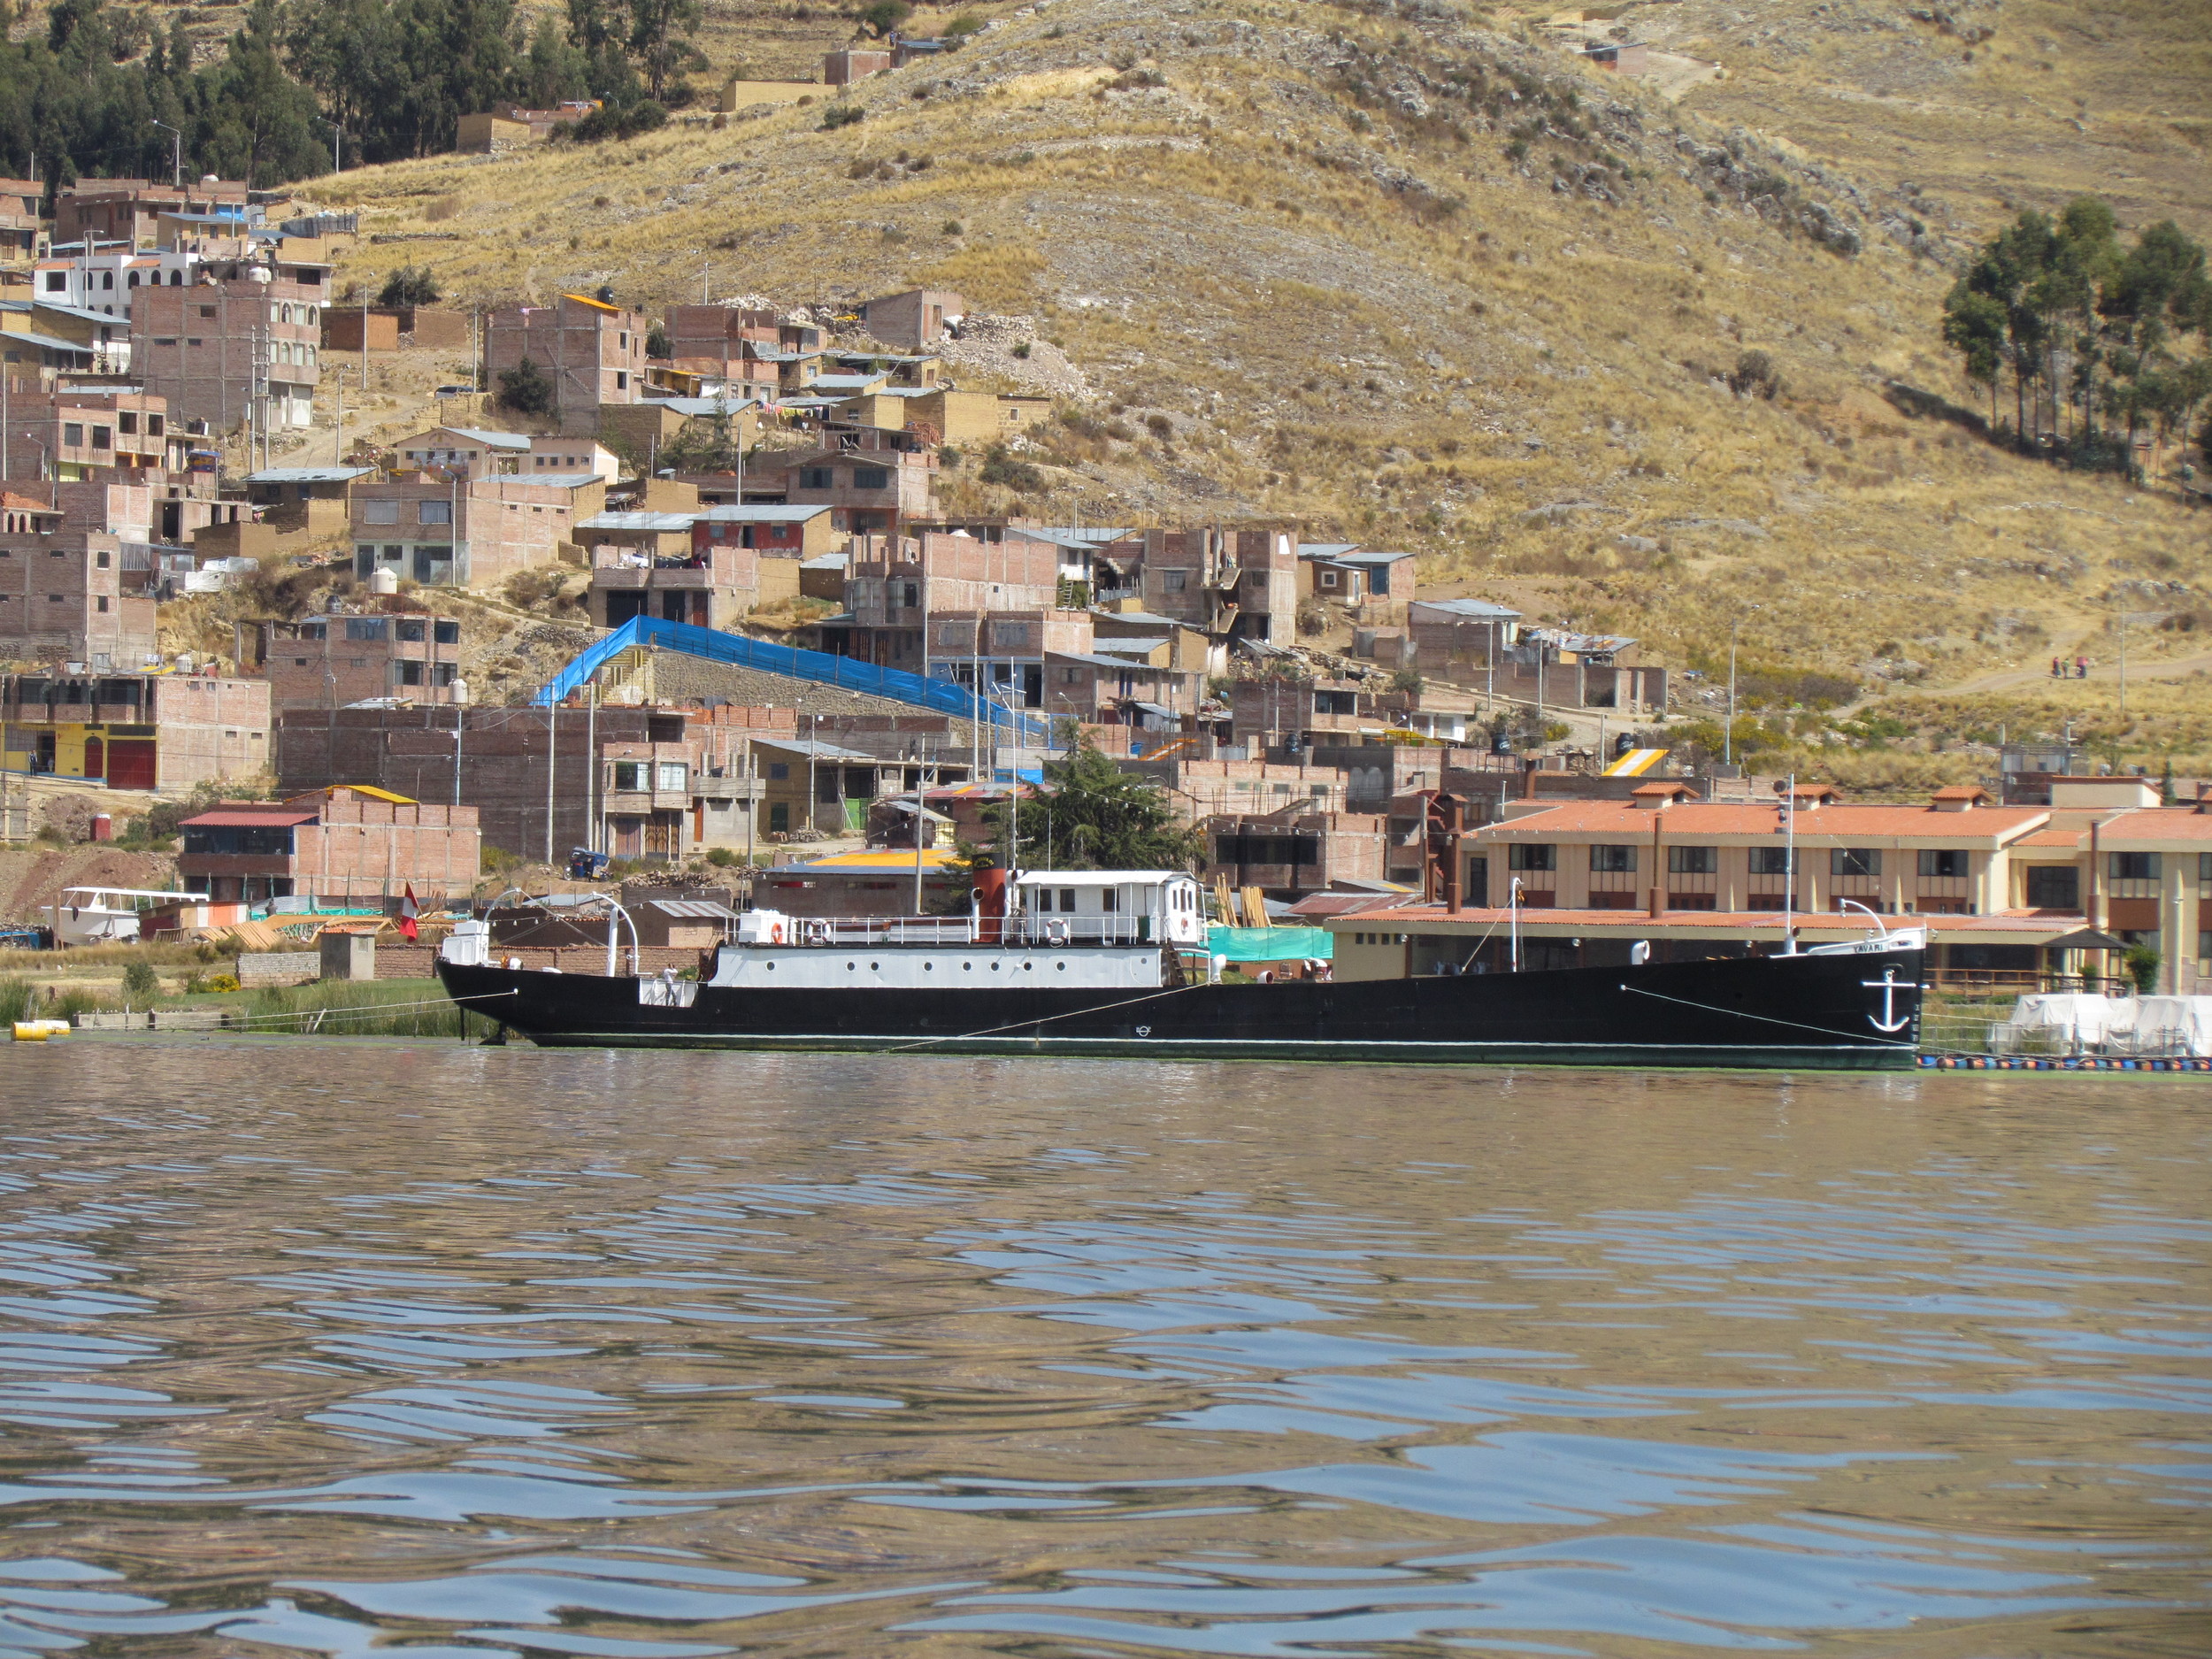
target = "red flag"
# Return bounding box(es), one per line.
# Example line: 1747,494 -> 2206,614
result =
397,884 -> 420,942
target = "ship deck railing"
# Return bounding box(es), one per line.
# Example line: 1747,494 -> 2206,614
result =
740,914 -> 1167,949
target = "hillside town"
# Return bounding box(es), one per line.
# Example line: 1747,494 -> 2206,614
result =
1,173 -> 2207,1014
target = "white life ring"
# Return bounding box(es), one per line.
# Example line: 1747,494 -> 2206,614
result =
768,922 -> 786,944
1046,918 -> 1070,945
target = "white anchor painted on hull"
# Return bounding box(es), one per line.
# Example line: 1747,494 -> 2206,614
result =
1863,966 -> 1917,1033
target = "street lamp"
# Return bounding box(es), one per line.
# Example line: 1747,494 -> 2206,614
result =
150,120 -> 182,189
23,434 -> 51,507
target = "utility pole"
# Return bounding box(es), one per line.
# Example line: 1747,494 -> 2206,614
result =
331,365 -> 346,463
151,120 -> 181,189
1725,618 -> 1738,770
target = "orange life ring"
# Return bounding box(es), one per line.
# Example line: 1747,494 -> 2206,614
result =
768,923 -> 786,944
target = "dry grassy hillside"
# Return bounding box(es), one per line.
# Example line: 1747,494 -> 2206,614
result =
309,0 -> 2210,765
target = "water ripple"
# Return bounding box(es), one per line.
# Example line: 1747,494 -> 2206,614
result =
0,1044 -> 2202,1656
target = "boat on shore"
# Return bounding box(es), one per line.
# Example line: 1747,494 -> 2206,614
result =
437,869 -> 1925,1070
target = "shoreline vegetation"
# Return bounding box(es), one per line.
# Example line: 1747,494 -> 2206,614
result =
3,976 -> 478,1040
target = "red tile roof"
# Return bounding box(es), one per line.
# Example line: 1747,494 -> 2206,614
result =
1330,904 -> 2080,936
1476,802 -> 2049,841
2100,806 -> 2212,841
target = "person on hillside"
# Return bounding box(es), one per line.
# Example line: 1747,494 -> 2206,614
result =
2051,657 -> 2062,678
2076,656 -> 2088,679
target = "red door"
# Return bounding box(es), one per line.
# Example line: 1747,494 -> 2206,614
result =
82,736 -> 104,780
106,741 -> 157,790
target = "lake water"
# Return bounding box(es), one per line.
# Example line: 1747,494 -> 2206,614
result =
0,1040 -> 2207,1657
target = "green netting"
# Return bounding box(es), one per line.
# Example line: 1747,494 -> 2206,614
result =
1206,926 -> 1334,962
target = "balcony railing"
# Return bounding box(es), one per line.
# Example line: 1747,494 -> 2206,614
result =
751,913 -> 1165,948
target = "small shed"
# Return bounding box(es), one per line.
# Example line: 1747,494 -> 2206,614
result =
634,898 -> 738,949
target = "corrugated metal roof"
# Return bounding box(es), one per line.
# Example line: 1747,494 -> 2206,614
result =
247,466 -> 373,483
750,736 -> 879,761
697,503 -> 832,522
437,427 -> 532,449
1413,597 -> 1521,620
580,511 -> 697,532
645,898 -> 739,919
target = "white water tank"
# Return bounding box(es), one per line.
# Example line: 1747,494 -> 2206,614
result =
369,565 -> 399,595
440,919 -> 489,966
449,677 -> 470,704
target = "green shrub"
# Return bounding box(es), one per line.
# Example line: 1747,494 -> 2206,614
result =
377,265 -> 440,306
821,104 -> 865,130
497,357 -> 554,416
122,958 -> 159,999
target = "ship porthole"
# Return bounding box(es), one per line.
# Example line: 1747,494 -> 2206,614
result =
870,962 -> 879,971
1056,962 -> 1067,972
963,963 -> 972,972
926,963 -> 934,972
765,962 -> 777,972
847,961 -> 856,971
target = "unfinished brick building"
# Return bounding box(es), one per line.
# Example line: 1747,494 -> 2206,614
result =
129,277 -> 324,432
258,612 -> 466,710
54,180 -> 250,248
0,513 -> 154,669
350,475 -> 580,588
1099,526 -> 1298,647
484,292 -> 647,435
179,788 -> 479,905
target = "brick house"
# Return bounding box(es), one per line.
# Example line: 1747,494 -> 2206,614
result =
484,293 -> 647,435
391,426 -> 531,473
179,787 -> 479,905
259,612 -> 465,710
779,445 -> 939,534
0,513 -> 152,669
1104,526 -> 1298,647
588,534 -> 800,629
858,288 -> 963,349
242,465 -> 373,536
130,277 -> 324,432
0,178 -> 42,266
1205,810 -> 1389,902
1,669 -> 270,788
1297,543 -> 1417,608
1408,597 -> 1520,676
350,475 -> 579,588
829,529 -> 1067,686
3,388 -> 184,482
54,180 -> 250,249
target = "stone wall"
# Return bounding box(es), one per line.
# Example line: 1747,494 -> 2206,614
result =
237,951 -> 320,987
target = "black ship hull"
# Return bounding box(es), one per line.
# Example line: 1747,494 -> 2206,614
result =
437,946 -> 1924,1070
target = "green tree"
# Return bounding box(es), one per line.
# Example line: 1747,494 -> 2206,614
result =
624,0 -> 700,99
859,0 -> 910,38
1940,284 -> 2008,427
497,356 -> 554,415
983,741 -> 1207,872
378,265 -> 441,306
121,957 -> 159,1000
660,400 -> 746,472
